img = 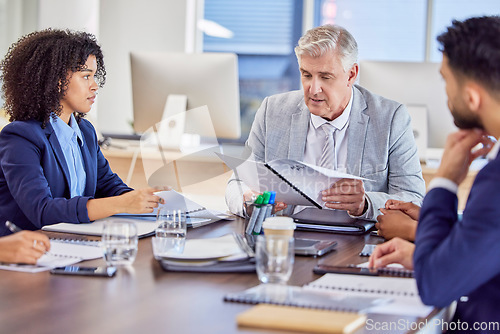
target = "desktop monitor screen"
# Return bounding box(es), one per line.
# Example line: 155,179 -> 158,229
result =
359,61 -> 455,149
130,51 -> 241,140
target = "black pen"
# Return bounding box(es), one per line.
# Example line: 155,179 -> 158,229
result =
5,220 -> 22,233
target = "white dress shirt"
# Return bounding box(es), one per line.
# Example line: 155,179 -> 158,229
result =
295,90 -> 353,214
303,89 -> 353,172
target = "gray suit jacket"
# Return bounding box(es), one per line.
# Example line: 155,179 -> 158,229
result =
226,85 -> 425,220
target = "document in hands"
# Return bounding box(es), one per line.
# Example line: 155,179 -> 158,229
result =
217,153 -> 366,207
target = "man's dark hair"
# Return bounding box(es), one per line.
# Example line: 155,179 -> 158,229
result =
437,16 -> 500,95
0,29 -> 106,126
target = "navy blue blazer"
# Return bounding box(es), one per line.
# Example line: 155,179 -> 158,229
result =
414,154 -> 500,329
0,119 -> 132,235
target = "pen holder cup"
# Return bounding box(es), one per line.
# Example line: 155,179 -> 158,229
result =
244,202 -> 275,236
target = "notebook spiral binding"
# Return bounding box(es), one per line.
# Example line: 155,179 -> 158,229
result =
311,283 -> 416,297
223,295 -> 359,312
50,238 -> 101,247
264,163 -> 322,209
377,267 -> 414,278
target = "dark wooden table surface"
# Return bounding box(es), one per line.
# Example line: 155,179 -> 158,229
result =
0,218 -> 437,334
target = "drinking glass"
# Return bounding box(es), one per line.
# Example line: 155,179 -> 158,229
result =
102,220 -> 138,266
255,234 -> 294,284
153,208 -> 187,258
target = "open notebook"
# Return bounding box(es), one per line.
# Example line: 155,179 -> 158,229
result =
304,273 -> 433,317
225,273 -> 433,317
217,153 -> 367,208
0,239 -> 103,273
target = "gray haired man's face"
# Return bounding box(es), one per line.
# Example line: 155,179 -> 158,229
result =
299,50 -> 357,121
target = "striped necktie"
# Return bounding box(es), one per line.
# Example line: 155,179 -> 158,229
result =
319,123 -> 336,169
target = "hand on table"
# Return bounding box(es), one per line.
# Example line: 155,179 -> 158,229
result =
368,237 -> 415,270
384,200 -> 421,220
376,209 -> 418,241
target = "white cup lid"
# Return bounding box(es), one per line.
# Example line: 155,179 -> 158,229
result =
262,217 -> 296,230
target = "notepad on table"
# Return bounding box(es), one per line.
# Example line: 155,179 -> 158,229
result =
237,304 -> 366,334
43,217 -> 158,238
305,273 -> 433,317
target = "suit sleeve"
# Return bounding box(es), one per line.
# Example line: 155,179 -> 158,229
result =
225,97 -> 269,216
0,127 -> 91,228
414,164 -> 500,307
364,104 -> 425,219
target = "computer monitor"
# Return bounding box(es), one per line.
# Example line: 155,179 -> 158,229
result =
359,61 -> 455,151
130,51 -> 241,147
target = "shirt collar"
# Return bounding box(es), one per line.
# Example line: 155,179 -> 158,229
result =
50,114 -> 84,147
486,137 -> 500,161
310,88 -> 353,131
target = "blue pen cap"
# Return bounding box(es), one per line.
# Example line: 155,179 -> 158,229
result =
268,191 -> 276,204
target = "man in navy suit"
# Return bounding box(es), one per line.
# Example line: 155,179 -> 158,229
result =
370,16 -> 500,331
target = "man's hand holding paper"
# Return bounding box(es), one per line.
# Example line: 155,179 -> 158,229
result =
321,178 -> 366,216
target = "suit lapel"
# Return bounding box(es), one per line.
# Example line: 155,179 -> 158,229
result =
346,87 -> 369,176
288,99 -> 310,160
45,124 -> 71,190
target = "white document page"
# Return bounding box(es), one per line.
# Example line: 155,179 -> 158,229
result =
216,153 -> 317,206
42,218 -> 158,238
217,153 -> 367,206
268,159 -> 367,207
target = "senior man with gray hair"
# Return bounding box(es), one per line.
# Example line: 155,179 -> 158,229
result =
225,24 -> 425,221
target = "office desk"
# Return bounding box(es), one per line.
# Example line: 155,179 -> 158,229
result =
0,218 -> 447,334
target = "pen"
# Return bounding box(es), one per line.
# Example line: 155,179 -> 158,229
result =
253,191 -> 271,235
5,221 -> 22,233
246,195 -> 263,235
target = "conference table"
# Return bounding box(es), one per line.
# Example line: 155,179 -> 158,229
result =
0,217 -> 446,334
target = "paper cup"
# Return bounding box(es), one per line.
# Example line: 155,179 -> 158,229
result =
262,217 -> 295,237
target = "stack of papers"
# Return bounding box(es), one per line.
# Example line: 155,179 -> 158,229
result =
157,235 -> 255,273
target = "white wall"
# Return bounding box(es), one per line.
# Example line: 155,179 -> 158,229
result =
98,0 -> 189,135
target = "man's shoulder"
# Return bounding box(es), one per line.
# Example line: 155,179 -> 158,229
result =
354,85 -> 403,113
265,90 -> 304,106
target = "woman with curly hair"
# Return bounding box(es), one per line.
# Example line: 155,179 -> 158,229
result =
0,29 -> 164,235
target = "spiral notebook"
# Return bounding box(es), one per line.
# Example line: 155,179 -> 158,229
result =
0,239 -> 102,273
217,153 -> 367,208
305,274 -> 433,317
224,283 -> 388,313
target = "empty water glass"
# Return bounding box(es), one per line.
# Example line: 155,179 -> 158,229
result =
153,208 -> 187,257
102,220 -> 138,266
255,234 -> 294,284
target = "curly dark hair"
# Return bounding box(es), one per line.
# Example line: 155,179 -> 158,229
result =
0,28 -> 106,126
437,16 -> 500,96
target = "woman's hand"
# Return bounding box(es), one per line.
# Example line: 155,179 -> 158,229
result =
0,231 -> 50,264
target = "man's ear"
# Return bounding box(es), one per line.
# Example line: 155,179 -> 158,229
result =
464,82 -> 481,113
347,63 -> 359,87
